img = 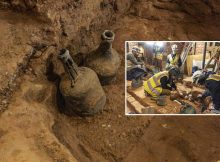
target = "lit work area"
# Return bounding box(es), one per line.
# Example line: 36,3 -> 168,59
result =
126,41 -> 220,115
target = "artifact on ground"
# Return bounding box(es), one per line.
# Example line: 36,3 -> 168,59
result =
85,30 -> 121,85
156,96 -> 167,106
58,49 -> 106,116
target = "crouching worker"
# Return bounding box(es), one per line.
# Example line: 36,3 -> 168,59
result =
198,73 -> 220,114
144,67 -> 180,98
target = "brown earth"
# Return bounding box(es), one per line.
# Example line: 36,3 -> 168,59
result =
0,0 -> 220,162
127,81 -> 207,114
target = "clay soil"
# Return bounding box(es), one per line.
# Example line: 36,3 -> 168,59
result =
1,1 -> 220,162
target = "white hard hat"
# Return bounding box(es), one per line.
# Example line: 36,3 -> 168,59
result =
171,44 -> 178,49
132,46 -> 139,53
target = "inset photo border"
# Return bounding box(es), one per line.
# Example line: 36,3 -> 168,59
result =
125,41 -> 220,115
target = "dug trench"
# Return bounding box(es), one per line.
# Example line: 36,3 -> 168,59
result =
0,44 -> 151,162
1,0 -> 220,162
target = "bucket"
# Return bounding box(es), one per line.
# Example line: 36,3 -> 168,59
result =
156,95 -> 167,106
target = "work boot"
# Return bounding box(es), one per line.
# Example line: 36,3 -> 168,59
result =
211,109 -> 220,114
211,110 -> 220,114
131,79 -> 143,88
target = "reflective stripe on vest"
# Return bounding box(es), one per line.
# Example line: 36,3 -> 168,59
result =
146,81 -> 161,96
207,74 -> 220,82
144,71 -> 169,97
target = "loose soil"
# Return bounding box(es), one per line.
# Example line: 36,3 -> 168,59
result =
1,1 -> 220,162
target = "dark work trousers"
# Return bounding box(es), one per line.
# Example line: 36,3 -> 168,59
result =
205,79 -> 220,110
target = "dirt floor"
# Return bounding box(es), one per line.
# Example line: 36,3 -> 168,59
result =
127,81 -> 206,114
1,0 -> 220,162
123,116 -> 220,162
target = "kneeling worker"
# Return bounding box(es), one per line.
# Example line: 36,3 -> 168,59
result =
198,73 -> 220,114
144,67 -> 180,97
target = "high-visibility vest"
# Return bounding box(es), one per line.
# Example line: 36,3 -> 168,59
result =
167,54 -> 179,66
156,53 -> 163,60
207,74 -> 220,82
144,71 -> 169,97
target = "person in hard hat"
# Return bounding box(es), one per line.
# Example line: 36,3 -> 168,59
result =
127,46 -> 147,87
165,44 -> 182,70
193,70 -> 215,85
127,46 -> 144,70
198,73 -> 220,114
153,45 -> 164,71
144,67 -> 180,97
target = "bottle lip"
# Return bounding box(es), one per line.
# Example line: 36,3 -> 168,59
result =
101,30 -> 115,41
59,48 -> 68,56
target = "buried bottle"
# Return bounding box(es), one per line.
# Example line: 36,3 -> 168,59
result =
85,30 -> 121,85
58,49 -> 106,116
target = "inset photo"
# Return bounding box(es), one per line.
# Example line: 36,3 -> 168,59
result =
126,41 -> 220,115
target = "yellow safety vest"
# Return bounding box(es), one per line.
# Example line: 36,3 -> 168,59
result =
156,53 -> 163,60
207,74 -> 220,81
144,71 -> 169,97
168,54 -> 179,66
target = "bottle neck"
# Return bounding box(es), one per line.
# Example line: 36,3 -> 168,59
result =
99,40 -> 112,56
59,49 -> 78,82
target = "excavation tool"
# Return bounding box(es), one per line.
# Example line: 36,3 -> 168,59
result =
174,99 -> 196,114
58,49 -> 78,87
